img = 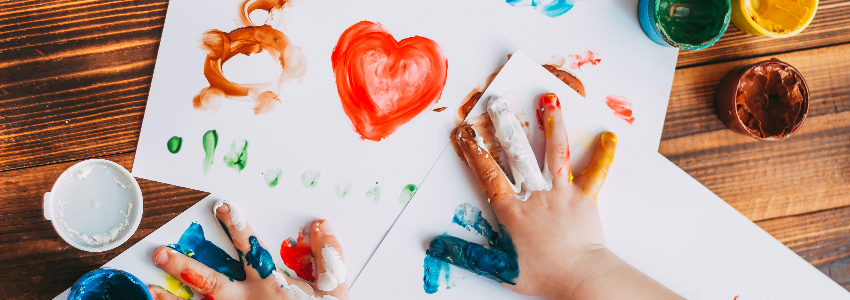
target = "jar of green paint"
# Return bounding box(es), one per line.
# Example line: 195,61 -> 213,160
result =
638,0 -> 732,50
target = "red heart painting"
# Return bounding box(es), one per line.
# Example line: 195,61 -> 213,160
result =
332,21 -> 448,141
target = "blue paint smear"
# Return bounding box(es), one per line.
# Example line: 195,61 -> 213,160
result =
427,235 -> 519,285
506,0 -> 577,17
169,222 -> 246,281
69,269 -> 151,300
423,254 -> 450,294
245,236 -> 276,279
452,202 -> 497,247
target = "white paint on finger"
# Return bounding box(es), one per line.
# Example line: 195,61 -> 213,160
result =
213,199 -> 247,231
487,96 -> 551,199
272,270 -> 288,288
282,282 -> 339,300
317,245 -> 346,292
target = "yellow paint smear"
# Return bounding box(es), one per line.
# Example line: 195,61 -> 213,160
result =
568,129 -> 594,150
156,273 -> 194,300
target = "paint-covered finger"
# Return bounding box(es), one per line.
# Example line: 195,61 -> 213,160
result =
539,93 -> 572,184
426,235 -> 519,285
454,123 -> 515,208
148,286 -> 184,300
487,96 -> 549,195
309,220 -> 350,299
213,199 -> 277,280
152,246 -> 243,300
574,132 -> 617,203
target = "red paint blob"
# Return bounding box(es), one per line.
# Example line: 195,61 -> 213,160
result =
568,51 -> 601,70
331,21 -> 449,141
605,95 -> 635,125
181,268 -> 209,290
279,228 -> 314,281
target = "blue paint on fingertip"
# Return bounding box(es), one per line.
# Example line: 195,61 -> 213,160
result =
452,202 -> 497,246
427,235 -> 519,285
169,222 -> 246,281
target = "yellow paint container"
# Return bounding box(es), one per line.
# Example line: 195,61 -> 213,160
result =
731,0 -> 818,37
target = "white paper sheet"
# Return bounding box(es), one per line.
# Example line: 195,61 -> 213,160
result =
130,0 -> 678,286
349,52 -> 850,299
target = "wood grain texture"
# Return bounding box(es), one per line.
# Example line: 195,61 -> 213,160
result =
676,0 -> 850,68
659,43 -> 850,221
0,152 -> 207,299
0,0 -> 168,172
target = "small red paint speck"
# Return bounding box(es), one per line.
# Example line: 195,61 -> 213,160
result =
568,51 -> 601,70
535,109 -> 545,131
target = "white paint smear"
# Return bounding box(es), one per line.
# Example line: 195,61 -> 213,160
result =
317,245 -> 346,292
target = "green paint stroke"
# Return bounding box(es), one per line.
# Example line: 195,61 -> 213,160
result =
366,186 -> 381,204
265,168 -> 282,187
335,182 -> 351,198
202,130 -> 218,174
301,171 -> 320,189
399,184 -> 418,205
157,273 -> 194,300
167,136 -> 182,154
223,139 -> 249,171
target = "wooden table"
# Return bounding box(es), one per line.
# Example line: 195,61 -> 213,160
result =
1,0 -> 849,298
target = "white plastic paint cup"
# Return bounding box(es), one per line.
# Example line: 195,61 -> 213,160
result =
43,159 -> 144,252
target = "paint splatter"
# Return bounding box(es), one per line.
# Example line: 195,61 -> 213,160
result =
169,222 -> 246,281
194,25 -> 306,115
452,202 -> 497,246
423,254 -> 451,294
365,186 -> 381,203
202,130 -> 218,174
223,139 -> 249,171
433,107 -> 447,112
167,136 -> 182,154
279,227 -> 315,281
567,51 -> 601,70
246,236 -> 276,279
155,273 -> 194,300
331,21 -> 448,141
399,184 -> 417,205
301,171 -> 320,188
568,129 -> 594,150
605,95 -> 635,125
506,0 -> 577,17
335,182 -> 351,198
265,168 -> 282,187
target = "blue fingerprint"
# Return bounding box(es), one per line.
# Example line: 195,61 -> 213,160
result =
423,254 -> 450,294
169,223 -> 246,281
245,236 -> 276,279
506,0 -> 577,18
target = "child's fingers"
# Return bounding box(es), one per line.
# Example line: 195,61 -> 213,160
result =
574,132 -> 618,203
147,286 -> 184,300
454,123 -> 517,214
539,93 -> 572,186
151,246 -> 244,300
427,235 -> 519,285
309,220 -> 350,299
213,199 -> 275,280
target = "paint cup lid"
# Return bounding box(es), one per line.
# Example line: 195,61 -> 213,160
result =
69,268 -> 152,300
44,159 -> 144,252
715,59 -> 809,141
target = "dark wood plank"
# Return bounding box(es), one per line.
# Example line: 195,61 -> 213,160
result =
0,152 -> 207,299
0,0 -> 167,172
676,0 -> 850,68
757,205 -> 850,290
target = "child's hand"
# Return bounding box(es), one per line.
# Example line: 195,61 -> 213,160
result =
447,94 -> 682,300
149,200 -> 349,300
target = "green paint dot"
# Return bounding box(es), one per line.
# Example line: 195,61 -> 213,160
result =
281,268 -> 291,277
223,139 -> 249,172
399,184 -> 417,206
265,168 -> 282,187
335,182 -> 351,198
301,171 -> 320,188
202,130 -> 218,174
167,136 -> 182,154
366,186 -> 381,204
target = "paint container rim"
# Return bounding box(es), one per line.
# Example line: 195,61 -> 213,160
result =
715,58 -> 809,142
652,0 -> 732,50
43,159 -> 144,252
68,268 -> 152,300
732,0 -> 819,38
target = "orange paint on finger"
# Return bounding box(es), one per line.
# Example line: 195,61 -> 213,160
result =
578,132 -> 617,202
180,268 -> 210,290
539,93 -> 560,109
